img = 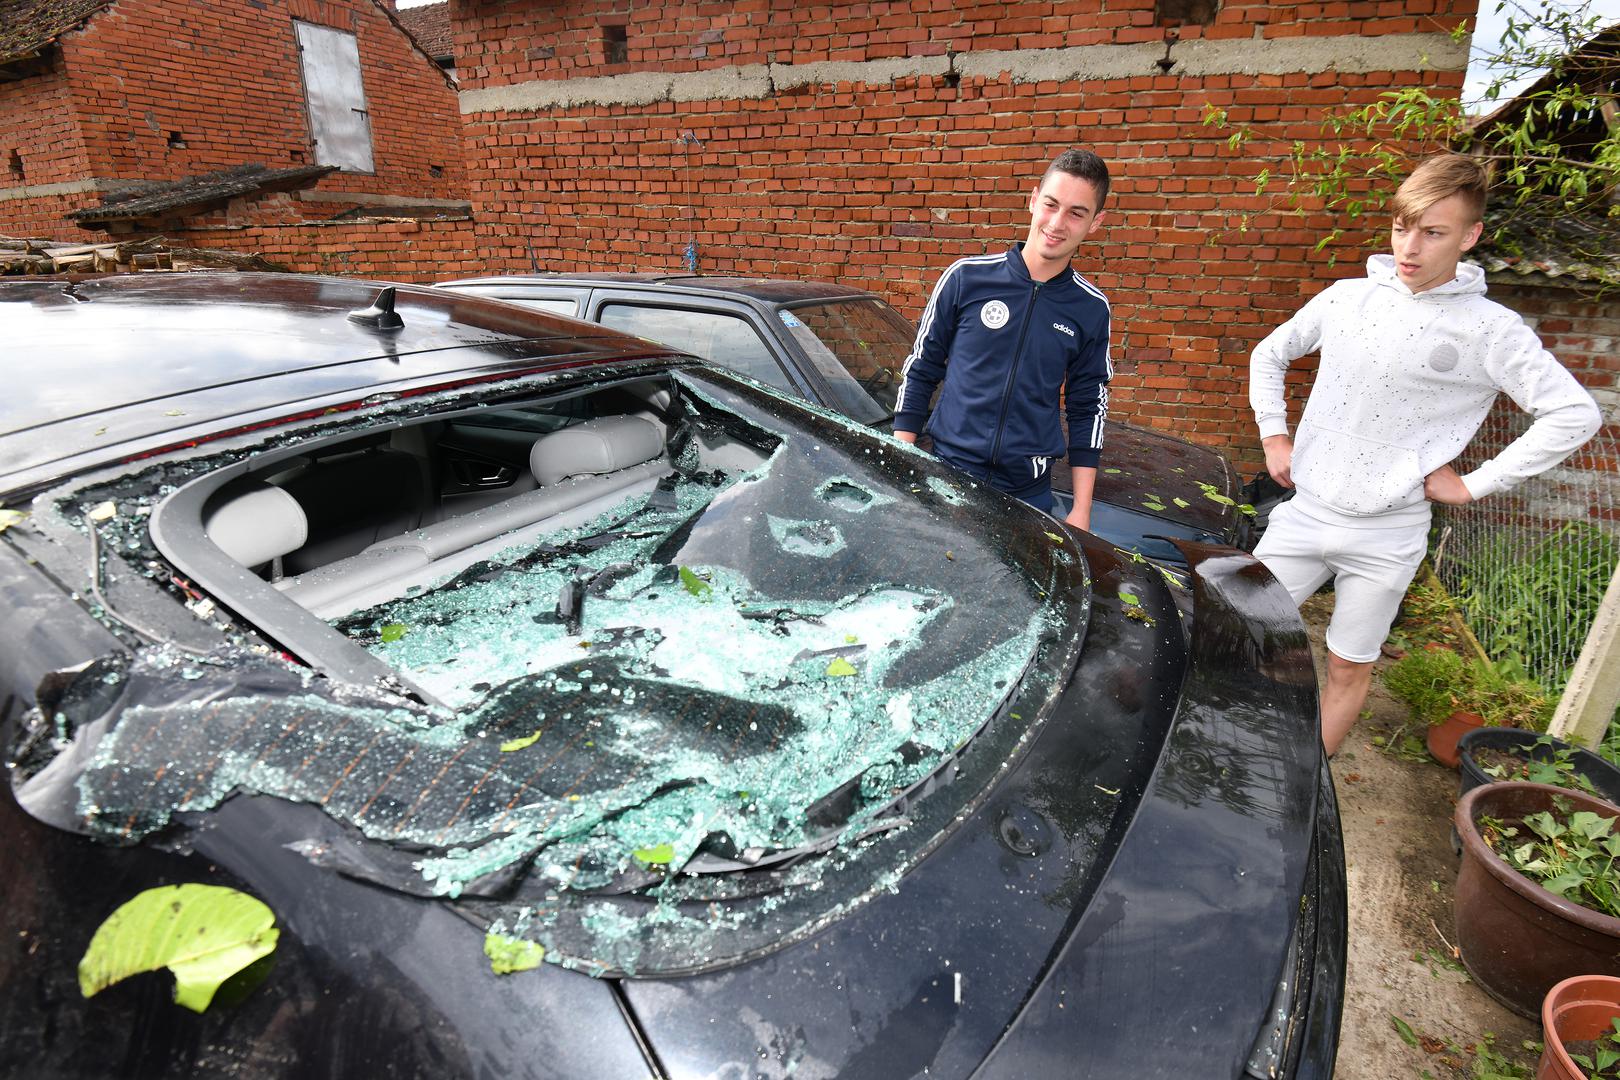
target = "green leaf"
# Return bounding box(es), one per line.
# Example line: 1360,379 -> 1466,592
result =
79,884 -> 279,1013
500,730 -> 542,752
484,932 -> 544,975
1203,491 -> 1236,507
633,842 -> 675,865
379,623 -> 408,643
1542,872 -> 1584,895
825,657 -> 858,677
1044,531 -> 1066,543
1118,590 -> 1141,606
1104,468 -> 1122,474
1172,497 -> 1190,509
0,508 -> 26,533
1391,1015 -> 1419,1047
678,566 -> 712,599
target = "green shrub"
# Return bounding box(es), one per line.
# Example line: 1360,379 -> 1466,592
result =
1383,646 -> 1551,731
1384,646 -> 1469,726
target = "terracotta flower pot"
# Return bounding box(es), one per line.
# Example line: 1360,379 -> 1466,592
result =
1428,709 -> 1486,769
1538,974 -> 1620,1080
1454,782 -> 1620,1019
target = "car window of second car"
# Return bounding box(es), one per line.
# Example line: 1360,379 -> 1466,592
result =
598,304 -> 798,396
491,296 -> 579,317
780,300 -> 910,425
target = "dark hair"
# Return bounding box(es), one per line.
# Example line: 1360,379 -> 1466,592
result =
1042,148 -> 1111,207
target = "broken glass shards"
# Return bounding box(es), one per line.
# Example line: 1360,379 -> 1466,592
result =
20,367 -> 1091,978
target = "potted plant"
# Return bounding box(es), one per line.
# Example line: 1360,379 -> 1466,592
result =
1459,728 -> 1620,805
1539,974 -> 1620,1080
1383,645 -> 1550,768
1454,782 -> 1620,1018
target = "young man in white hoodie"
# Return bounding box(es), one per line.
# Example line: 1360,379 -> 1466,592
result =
1249,153 -> 1601,755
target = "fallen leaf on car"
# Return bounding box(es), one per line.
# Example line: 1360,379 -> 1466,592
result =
678,566 -> 712,599
78,884 -> 279,1013
825,657 -> 858,677
484,932 -> 544,975
633,843 -> 675,865
501,730 -> 542,752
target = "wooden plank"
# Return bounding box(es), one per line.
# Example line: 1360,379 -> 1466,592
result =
1549,561 -> 1620,749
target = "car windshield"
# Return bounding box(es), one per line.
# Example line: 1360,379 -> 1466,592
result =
778,299 -> 911,424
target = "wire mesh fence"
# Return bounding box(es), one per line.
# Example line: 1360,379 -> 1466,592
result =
1431,395 -> 1619,698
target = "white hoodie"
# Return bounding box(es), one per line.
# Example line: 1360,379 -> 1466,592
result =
1250,254 -> 1602,528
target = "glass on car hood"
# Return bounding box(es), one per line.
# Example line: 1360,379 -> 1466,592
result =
15,371 -> 1090,977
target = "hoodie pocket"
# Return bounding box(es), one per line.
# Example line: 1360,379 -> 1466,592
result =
1293,422 -> 1426,515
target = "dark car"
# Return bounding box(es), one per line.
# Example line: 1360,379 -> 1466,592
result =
0,274 -> 1342,1079
436,273 -> 1254,565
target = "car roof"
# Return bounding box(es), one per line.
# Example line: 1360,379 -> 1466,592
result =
438,272 -> 881,306
0,273 -> 679,496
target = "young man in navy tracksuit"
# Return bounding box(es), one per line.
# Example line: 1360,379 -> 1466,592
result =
893,148 -> 1112,529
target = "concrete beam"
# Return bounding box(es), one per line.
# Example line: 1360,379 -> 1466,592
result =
0,177 -> 139,203
462,30 -> 1469,116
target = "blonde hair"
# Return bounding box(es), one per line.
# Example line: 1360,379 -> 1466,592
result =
1390,154 -> 1488,225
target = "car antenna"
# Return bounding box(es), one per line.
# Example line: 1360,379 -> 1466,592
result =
348,286 -> 405,331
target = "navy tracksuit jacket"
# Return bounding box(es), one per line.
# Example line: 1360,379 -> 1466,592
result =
893,244 -> 1112,499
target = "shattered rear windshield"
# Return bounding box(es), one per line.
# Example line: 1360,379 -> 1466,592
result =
16,371 -> 1087,976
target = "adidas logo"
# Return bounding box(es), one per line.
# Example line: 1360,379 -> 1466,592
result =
1052,322 -> 1075,338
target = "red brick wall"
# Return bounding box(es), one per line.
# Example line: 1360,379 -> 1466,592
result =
152,215 -> 482,280
452,0 -> 1479,470
0,0 -> 467,244
0,67 -> 101,241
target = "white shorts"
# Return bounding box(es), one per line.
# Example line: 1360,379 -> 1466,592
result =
1255,499 -> 1428,664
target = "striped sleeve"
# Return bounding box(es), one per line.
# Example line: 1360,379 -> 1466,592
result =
1066,274 -> 1112,467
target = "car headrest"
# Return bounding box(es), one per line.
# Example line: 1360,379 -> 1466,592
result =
530,416 -> 666,486
203,478 -> 309,567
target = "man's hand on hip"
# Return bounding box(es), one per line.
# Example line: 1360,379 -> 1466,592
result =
1424,464 -> 1474,505
1261,434 -> 1294,489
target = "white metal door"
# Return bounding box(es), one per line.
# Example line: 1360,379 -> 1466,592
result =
295,20 -> 375,173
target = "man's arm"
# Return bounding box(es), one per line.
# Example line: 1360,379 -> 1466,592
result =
1066,465 -> 1097,530
1249,290 -> 1331,486
1063,307 -> 1112,528
892,264 -> 963,439
1447,319 -> 1602,502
